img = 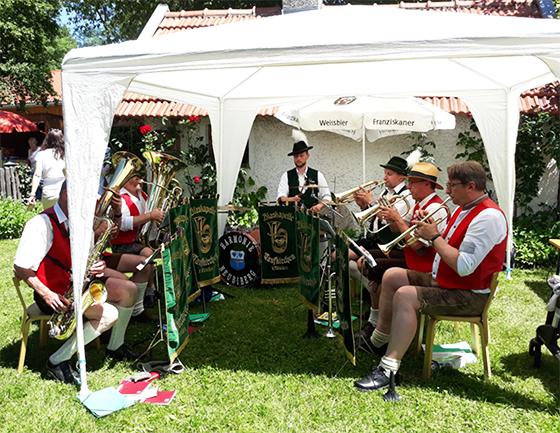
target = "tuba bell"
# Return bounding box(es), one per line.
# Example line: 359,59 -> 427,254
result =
95,151 -> 144,217
138,151 -> 187,246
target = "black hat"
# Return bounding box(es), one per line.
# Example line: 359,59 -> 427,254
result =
288,129 -> 313,156
380,156 -> 408,175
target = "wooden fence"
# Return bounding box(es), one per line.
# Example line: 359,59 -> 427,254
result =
0,166 -> 22,201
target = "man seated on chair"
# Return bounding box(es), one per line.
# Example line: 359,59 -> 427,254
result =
13,181 -> 139,385
109,174 -> 164,320
351,155 -> 415,340
354,161 -> 507,392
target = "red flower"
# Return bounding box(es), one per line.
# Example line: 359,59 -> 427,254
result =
188,115 -> 201,123
193,176 -> 201,184
139,124 -> 153,135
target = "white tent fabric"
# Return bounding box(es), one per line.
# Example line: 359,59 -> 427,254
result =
61,6 -> 560,393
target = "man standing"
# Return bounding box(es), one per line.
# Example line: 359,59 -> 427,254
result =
354,161 -> 507,392
14,182 -> 139,384
277,129 -> 331,213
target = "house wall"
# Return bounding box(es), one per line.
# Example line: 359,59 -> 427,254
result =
174,114 -> 558,214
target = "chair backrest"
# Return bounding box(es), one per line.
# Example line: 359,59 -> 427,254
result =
12,276 -> 27,312
481,271 -> 500,319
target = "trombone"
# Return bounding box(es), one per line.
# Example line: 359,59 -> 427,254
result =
352,194 -> 411,234
332,180 -> 382,204
377,196 -> 452,257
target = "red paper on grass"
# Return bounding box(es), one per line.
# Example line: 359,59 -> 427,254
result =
118,380 -> 151,395
143,390 -> 176,405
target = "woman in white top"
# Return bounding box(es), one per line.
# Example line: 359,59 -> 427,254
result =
28,129 -> 66,209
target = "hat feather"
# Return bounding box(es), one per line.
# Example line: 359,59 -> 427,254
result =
406,148 -> 422,169
292,129 -> 308,145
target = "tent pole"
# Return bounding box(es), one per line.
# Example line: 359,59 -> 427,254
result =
361,126 -> 366,183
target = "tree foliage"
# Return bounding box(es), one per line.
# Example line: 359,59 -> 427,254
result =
63,0 -> 282,45
0,0 -> 64,107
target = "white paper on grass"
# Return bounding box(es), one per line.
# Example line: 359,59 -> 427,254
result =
422,341 -> 477,369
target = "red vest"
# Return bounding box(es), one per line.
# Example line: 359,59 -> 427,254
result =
111,191 -> 146,245
35,208 -> 71,296
404,194 -> 444,273
436,197 -> 507,290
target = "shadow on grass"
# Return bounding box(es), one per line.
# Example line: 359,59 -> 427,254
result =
0,327 -> 113,378
525,277 -> 553,304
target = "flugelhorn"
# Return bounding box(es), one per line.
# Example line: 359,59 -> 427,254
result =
377,196 -> 452,256
332,180 -> 382,204
95,151 -> 144,217
352,194 -> 411,233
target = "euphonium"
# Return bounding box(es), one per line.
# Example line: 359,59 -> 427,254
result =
377,196 -> 452,257
47,218 -> 113,340
332,180 -> 382,204
352,194 -> 411,233
138,151 -> 187,246
95,151 -> 144,217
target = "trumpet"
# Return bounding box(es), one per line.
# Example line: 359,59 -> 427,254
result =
377,196 -> 452,256
352,194 -> 411,233
332,180 -> 382,204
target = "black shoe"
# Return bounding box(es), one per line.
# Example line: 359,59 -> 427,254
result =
358,322 -> 375,340
357,334 -> 387,356
354,366 -> 397,392
106,344 -> 140,361
131,310 -> 154,323
46,360 -> 80,385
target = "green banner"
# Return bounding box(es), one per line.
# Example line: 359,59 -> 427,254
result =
162,240 -> 190,363
335,232 -> 356,366
190,197 -> 220,288
296,209 -> 321,309
258,204 -> 299,284
169,204 -> 197,297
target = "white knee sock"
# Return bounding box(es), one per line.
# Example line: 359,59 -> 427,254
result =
368,308 -> 378,326
107,305 -> 133,351
379,356 -> 401,377
132,282 -> 147,316
49,322 -> 100,365
370,328 -> 390,348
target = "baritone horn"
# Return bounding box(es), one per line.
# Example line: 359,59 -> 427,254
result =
352,194 -> 411,233
377,196 -> 452,256
332,180 -> 382,204
95,151 -> 144,217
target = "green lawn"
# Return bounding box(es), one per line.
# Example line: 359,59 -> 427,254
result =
0,238 -> 558,432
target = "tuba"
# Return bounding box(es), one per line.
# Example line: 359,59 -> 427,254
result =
47,218 -> 113,340
138,151 -> 187,246
95,151 -> 144,217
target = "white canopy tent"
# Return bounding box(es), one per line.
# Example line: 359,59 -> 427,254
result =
61,6 -> 560,394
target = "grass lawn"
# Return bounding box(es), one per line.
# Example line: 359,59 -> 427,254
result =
0,238 -> 558,432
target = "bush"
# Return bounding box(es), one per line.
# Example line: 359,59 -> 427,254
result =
0,199 -> 41,240
513,206 -> 560,268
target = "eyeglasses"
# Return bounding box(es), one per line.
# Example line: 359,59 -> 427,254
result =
446,181 -> 464,189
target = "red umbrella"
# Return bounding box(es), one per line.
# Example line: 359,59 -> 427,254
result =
0,110 -> 38,133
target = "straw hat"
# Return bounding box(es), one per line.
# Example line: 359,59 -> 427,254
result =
408,162 -> 443,189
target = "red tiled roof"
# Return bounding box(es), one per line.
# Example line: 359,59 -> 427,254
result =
117,3 -> 558,118
399,0 -> 542,17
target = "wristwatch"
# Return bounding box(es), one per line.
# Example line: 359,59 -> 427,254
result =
429,233 -> 441,246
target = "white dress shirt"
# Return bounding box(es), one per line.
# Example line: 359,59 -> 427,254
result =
34,148 -> 66,200
119,187 -> 148,232
14,204 -> 67,271
373,181 -> 415,232
277,166 -> 331,202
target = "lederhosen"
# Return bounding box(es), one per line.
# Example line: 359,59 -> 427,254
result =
364,184 -> 409,285
287,167 -> 319,209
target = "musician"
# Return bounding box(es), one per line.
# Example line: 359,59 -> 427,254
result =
354,161 -> 507,392
277,129 -> 331,213
351,155 -> 415,339
378,161 -> 448,273
13,182 -> 139,384
110,174 -> 164,319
